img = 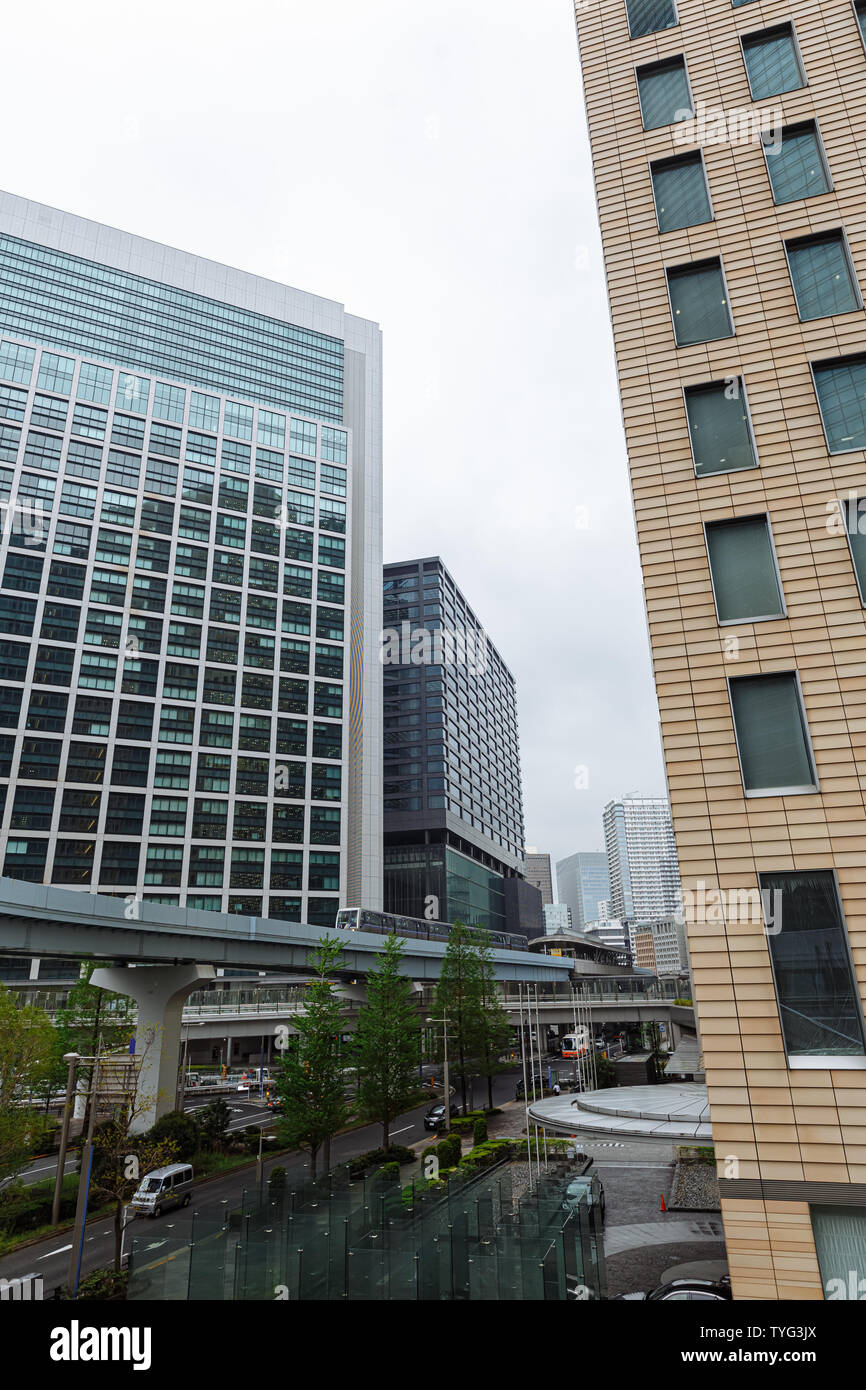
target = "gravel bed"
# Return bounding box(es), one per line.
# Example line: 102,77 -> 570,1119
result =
669,1160 -> 720,1210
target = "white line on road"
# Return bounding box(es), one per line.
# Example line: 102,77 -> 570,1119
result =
389,1126 -> 414,1137
38,1245 -> 72,1260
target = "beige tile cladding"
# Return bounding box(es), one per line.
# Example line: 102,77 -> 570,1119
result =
573,0 -> 866,1298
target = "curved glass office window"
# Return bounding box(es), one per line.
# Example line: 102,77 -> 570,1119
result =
763,123 -> 831,204
626,0 -> 677,39
651,153 -> 712,233
668,261 -> 733,346
786,233 -> 861,321
730,673 -> 817,794
637,57 -> 692,131
706,517 -> 784,622
760,871 -> 866,1058
813,355 -> 866,453
742,25 -> 806,101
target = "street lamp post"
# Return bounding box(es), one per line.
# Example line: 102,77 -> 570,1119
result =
426,1016 -> 451,1133
67,1048 -> 101,1298
51,1052 -> 80,1226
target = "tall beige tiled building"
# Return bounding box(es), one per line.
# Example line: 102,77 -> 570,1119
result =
572,0 -> 866,1298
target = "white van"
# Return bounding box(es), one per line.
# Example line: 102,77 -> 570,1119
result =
131,1163 -> 194,1218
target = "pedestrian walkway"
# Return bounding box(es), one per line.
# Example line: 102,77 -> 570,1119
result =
604,1218 -> 723,1258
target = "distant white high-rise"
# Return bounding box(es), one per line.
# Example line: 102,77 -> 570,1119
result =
583,917 -> 628,952
543,902 -> 571,935
602,797 -> 680,924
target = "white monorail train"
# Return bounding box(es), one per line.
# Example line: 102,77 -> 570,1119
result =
335,906 -> 528,952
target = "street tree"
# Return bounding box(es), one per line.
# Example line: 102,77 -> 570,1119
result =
273,937 -> 348,1177
432,922 -> 482,1114
471,930 -> 512,1112
354,933 -> 420,1148
93,1121 -> 177,1273
0,983 -> 57,1180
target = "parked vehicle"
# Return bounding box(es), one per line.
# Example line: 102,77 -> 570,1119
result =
424,1102 -> 459,1131
561,1174 -> 606,1223
131,1163 -> 194,1219
615,1276 -> 732,1302
515,1075 -> 551,1100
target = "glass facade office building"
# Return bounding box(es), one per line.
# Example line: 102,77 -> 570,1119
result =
0,191 -> 383,923
382,557 -> 525,935
555,851 -> 610,931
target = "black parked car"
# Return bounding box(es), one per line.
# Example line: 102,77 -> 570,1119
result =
423,1102 -> 459,1131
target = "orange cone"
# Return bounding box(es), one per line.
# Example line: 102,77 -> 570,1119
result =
660,1193 -> 667,1212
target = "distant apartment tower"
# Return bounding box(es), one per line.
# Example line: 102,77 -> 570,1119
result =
584,918 -> 628,953
603,798 -> 680,924
556,850 -> 611,930
382,558 -> 526,935
633,917 -> 690,978
573,0 -> 866,1298
525,851 -> 553,905
543,902 -> 572,935
0,190 -> 383,924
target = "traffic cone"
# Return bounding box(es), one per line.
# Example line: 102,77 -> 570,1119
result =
660,1192 -> 667,1212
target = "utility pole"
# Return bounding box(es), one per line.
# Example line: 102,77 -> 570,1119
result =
52,1052 -> 80,1226
426,1015 -> 451,1132
67,1047 -> 101,1297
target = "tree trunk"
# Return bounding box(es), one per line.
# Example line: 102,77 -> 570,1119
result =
310,1143 -> 318,1179
382,1116 -> 390,1151
487,1070 -> 494,1113
323,1135 -> 331,1174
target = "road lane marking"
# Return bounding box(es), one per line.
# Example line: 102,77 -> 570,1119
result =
389,1127 -> 414,1137
38,1245 -> 72,1259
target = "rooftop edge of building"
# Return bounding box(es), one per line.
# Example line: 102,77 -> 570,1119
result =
0,188 -> 382,350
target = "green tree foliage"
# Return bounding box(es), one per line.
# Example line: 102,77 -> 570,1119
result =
195,1097 -> 231,1150
54,963 -> 135,1130
0,984 -> 57,1180
146,1110 -> 200,1160
432,922 -> 482,1114
92,1121 -> 177,1272
471,930 -> 512,1112
273,937 -> 348,1177
354,934 -> 420,1149
595,1054 -> 618,1089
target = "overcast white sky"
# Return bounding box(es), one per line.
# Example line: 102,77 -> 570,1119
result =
4,0 -> 666,868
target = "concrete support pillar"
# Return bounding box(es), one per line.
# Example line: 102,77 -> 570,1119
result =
91,963 -> 215,1134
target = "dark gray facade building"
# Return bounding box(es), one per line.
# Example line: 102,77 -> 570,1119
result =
382,557 -> 527,936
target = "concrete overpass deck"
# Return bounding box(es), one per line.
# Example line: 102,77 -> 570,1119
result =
0,878 -> 574,983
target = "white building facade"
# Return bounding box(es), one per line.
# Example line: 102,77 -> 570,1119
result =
0,191 -> 383,924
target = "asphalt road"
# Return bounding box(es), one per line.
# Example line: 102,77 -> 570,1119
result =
0,1068 -> 523,1293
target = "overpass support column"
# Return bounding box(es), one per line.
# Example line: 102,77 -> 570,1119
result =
91,964 -> 215,1134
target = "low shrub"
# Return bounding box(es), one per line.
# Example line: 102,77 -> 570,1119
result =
347,1144 -> 416,1178
269,1166 -> 287,1190
377,1161 -> 400,1181
473,1118 -> 488,1146
60,1268 -> 129,1301
462,1139 -> 516,1170
0,1175 -> 78,1235
435,1134 -> 461,1169
401,1176 -> 446,1206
